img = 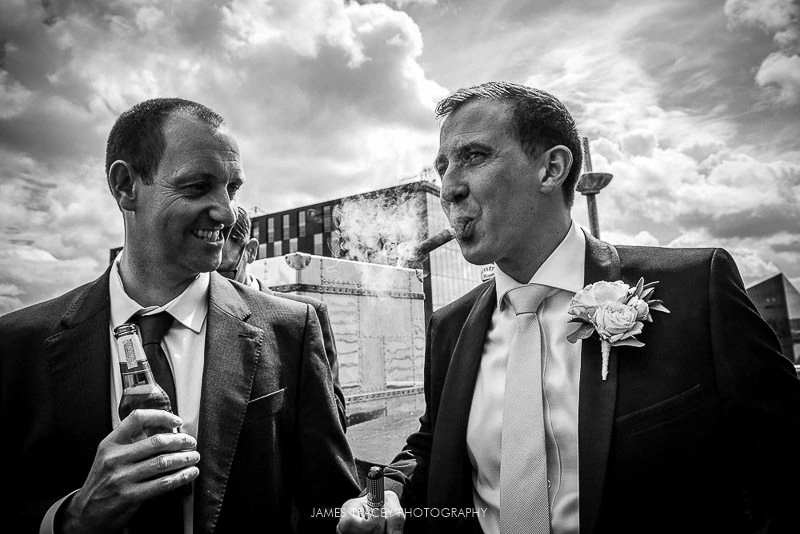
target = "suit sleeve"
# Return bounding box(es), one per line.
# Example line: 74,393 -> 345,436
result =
709,248 -> 800,530
313,302 -> 348,432
381,315 -> 435,507
292,304 -> 360,533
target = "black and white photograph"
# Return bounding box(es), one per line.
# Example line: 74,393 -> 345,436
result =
1,0 -> 798,532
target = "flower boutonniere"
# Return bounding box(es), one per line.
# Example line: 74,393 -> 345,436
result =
567,278 -> 670,380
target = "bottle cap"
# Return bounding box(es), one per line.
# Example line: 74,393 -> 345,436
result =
114,323 -> 140,339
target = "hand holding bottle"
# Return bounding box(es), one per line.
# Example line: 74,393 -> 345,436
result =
58,409 -> 198,534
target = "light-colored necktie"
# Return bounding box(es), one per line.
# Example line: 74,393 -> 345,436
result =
500,284 -> 553,534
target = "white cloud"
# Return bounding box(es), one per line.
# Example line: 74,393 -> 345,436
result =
361,0 -> 439,7
725,0 -> 800,106
666,229 -> 781,285
0,71 -> 32,119
724,0 -> 798,36
603,229 -> 661,247
621,129 -> 658,158
755,52 -> 800,106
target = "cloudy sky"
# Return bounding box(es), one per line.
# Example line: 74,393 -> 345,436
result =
0,0 -> 798,314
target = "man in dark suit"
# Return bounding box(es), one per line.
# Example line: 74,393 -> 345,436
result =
338,82 -> 800,533
0,98 -> 359,533
218,206 -> 348,430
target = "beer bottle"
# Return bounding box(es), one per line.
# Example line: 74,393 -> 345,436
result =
114,323 -> 174,420
114,324 -> 192,501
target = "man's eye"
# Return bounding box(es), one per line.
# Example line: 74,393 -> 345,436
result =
435,163 -> 448,177
227,183 -> 241,199
185,183 -> 208,194
465,152 -> 486,165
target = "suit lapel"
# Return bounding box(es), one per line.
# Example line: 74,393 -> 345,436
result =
45,270 -> 113,463
429,281 -> 496,508
195,273 -> 264,534
579,231 -> 621,533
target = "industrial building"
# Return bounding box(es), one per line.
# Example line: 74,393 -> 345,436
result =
748,273 -> 800,364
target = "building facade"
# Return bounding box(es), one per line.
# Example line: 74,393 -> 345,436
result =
748,273 -> 800,363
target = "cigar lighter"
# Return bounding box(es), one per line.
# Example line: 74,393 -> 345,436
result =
366,466 -> 384,511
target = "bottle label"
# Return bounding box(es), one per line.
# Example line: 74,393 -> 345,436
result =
120,338 -> 139,369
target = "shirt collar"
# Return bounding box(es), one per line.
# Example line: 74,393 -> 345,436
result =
109,254 -> 210,333
495,221 -> 587,308
246,274 -> 260,291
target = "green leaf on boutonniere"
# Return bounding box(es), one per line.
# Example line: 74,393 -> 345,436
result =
634,277 -> 644,297
567,323 -> 596,343
649,303 -> 670,313
640,287 -> 655,300
642,281 -> 659,290
613,338 -> 645,348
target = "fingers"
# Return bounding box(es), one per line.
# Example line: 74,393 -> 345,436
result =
134,449 -> 201,481
336,492 -> 406,534
136,465 -> 200,501
337,496 -> 377,533
126,431 -> 197,463
383,491 -> 405,534
111,409 -> 183,444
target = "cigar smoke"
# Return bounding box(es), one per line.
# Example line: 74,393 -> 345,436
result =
332,192 -> 459,283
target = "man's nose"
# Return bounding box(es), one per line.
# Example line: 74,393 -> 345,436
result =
210,191 -> 236,227
440,169 -> 469,205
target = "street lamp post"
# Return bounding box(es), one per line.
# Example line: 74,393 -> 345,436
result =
576,137 -> 613,238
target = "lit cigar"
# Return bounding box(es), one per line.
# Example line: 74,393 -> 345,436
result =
402,227 -> 457,267
366,466 -> 384,512
417,227 -> 457,257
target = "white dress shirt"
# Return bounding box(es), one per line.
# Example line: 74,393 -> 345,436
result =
108,255 -> 208,441
41,256 -> 208,534
466,222 -> 585,534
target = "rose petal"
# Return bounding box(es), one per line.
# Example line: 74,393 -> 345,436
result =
629,322 -> 644,336
590,281 -> 630,304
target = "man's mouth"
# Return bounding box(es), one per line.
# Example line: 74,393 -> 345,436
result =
450,217 -> 475,240
191,229 -> 224,242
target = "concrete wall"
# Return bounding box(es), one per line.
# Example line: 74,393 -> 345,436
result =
255,254 -> 426,417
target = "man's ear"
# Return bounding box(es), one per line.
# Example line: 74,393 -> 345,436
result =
107,160 -> 139,211
538,145 -> 573,195
244,238 -> 259,264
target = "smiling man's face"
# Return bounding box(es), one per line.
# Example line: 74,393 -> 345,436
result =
130,113 -> 242,284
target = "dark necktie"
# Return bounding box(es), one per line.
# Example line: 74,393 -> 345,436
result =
137,311 -> 178,413
129,311 -> 184,533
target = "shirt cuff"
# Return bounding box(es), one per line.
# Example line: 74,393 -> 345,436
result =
40,490 -> 78,534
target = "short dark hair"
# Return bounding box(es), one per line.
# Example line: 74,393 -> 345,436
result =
230,206 -> 252,244
435,82 -> 582,207
105,97 -> 224,184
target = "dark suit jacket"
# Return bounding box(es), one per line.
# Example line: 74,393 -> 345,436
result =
383,232 -> 800,533
254,277 -> 347,431
0,270 -> 360,533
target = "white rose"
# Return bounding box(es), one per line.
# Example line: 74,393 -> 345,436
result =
569,280 -> 630,318
592,302 -> 639,342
